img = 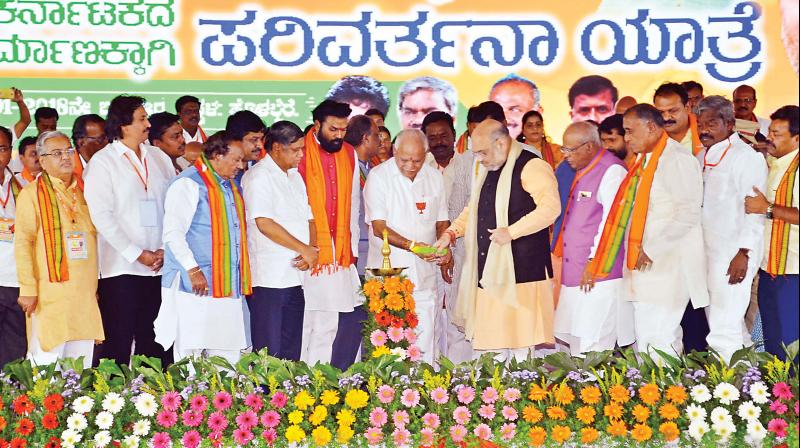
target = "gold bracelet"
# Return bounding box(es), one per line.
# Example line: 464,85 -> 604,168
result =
408,240 -> 416,251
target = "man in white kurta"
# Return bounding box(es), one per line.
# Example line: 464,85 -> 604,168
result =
697,96 -> 767,363
364,129 -> 449,364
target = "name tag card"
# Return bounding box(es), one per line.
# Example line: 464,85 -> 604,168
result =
66,231 -> 88,260
140,200 -> 158,227
0,218 -> 13,243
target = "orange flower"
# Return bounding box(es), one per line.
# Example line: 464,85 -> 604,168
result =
546,406 -> 567,421
603,403 -> 624,421
607,419 -> 628,437
658,403 -> 680,421
632,404 -> 650,423
575,406 -> 596,425
580,386 -> 602,405
528,384 -> 548,401
631,423 -> 653,442
522,405 -> 543,423
553,384 -> 575,405
659,421 -> 680,441
665,385 -> 688,404
362,279 -> 383,297
551,425 -> 571,443
528,426 -> 547,446
608,384 -> 630,403
0,415 -> 6,432
368,297 -> 384,313
383,276 -> 403,294
638,383 -> 661,406
384,293 -> 405,311
581,427 -> 599,444
402,278 -> 415,294
404,294 -> 415,311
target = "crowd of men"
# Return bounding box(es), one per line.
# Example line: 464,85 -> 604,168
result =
0,76 -> 797,370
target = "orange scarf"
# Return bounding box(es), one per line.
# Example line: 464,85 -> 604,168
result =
542,141 -> 557,169
72,152 -> 85,192
303,131 -> 354,272
767,153 -> 799,276
21,167 -> 35,183
687,113 -> 703,156
455,132 -> 469,154
36,174 -> 69,282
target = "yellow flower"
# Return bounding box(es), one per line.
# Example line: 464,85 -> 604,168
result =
659,421 -> 680,441
285,425 -> 306,443
368,297 -> 385,313
551,425 -> 571,443
288,410 -> 304,425
383,276 -> 402,294
384,293 -> 404,311
294,390 -> 315,411
580,386 -> 602,405
603,403 -> 623,421
404,295 -> 416,311
372,346 -> 391,358
363,279 -> 383,297
553,384 -> 575,405
658,403 -> 680,421
631,423 -> 653,442
312,426 -> 332,446
528,426 -> 547,446
665,385 -> 687,405
337,424 -> 355,443
336,409 -> 356,427
344,389 -> 369,409
546,406 -> 567,421
581,427 -> 599,444
522,405 -> 543,423
528,384 -> 548,401
402,278 -> 415,294
608,384 -> 630,403
576,406 -> 596,425
638,383 -> 661,406
320,390 -> 340,406
632,404 -> 650,423
607,419 -> 628,437
309,405 -> 328,426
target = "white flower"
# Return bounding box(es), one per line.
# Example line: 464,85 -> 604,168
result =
685,403 -> 707,422
713,382 -> 741,405
691,384 -> 712,403
102,392 -> 125,414
122,435 -> 141,448
95,411 -> 114,430
737,401 -> 761,422
132,418 -> 151,436
134,392 -> 158,417
689,420 -> 710,441
61,428 -> 83,447
390,347 -> 408,360
66,413 -> 88,431
712,420 -> 736,442
710,407 -> 732,426
746,420 -> 767,443
71,395 -> 95,414
749,381 -> 770,404
94,430 -> 112,447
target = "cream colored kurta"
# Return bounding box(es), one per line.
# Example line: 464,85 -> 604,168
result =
14,177 -> 104,352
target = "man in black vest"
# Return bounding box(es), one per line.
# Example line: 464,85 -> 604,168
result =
435,119 -> 561,362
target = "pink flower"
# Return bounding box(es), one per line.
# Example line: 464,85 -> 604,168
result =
370,330 -> 388,347
457,386 -> 476,404
161,391 -> 182,411
404,328 -> 417,344
478,404 -> 496,420
481,387 -> 499,404
503,387 -> 521,403
407,345 -> 422,362
212,391 -> 233,411
190,395 -> 208,412
369,407 -> 388,427
260,410 -> 280,428
236,410 -> 259,430
500,423 -> 516,441
392,427 -> 411,446
474,423 -> 492,440
233,428 -> 254,445
773,382 -> 794,401
422,412 -> 441,429
270,391 -> 288,409
182,430 -> 202,448
768,418 -> 789,437
453,406 -> 471,425
244,393 -> 264,412
156,409 -> 178,428
502,405 -> 518,421
365,427 -> 384,445
770,400 -> 789,415
207,411 -> 228,432
261,428 -> 277,446
401,389 -> 420,407
377,385 -> 395,404
420,427 -> 435,445
795,400 -> 799,415
387,326 -> 405,343
430,387 -> 449,405
393,409 -> 410,428
183,410 -> 203,427
450,424 -> 468,443
152,432 -> 171,448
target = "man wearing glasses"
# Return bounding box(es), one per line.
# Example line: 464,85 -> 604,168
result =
733,85 -> 771,141
71,114 -> 108,184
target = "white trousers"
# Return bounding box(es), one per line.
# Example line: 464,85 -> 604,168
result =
27,316 -> 94,369
173,347 -> 241,365
633,299 -> 690,363
706,259 -> 756,363
301,310 -> 339,364
414,289 -> 441,364
441,309 -> 474,364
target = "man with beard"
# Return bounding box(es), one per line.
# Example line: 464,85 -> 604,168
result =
149,112 -> 187,175
297,100 -> 361,365
733,85 -> 771,142
653,83 -> 704,163
71,114 -> 107,184
226,110 -> 266,184
176,96 -> 206,144
599,114 -> 634,168
697,96 -> 767,363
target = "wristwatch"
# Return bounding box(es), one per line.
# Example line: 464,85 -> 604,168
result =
766,203 -> 774,220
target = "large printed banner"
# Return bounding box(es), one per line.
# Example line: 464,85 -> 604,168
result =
1,0 -> 798,139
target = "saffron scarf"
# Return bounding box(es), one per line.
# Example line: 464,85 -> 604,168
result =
302,131 -> 354,271
541,141 -> 557,169
4,167 -> 22,203
36,173 -> 69,282
766,153 -> 799,276
589,132 -> 669,277
193,155 -> 252,298
687,113 -> 703,156
455,132 -> 469,154
72,152 -> 85,192
21,167 -> 35,183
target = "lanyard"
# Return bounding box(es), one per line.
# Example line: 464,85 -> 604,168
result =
703,140 -> 732,172
123,152 -> 149,191
0,178 -> 10,209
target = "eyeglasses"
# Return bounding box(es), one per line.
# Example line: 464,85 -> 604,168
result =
41,148 -> 76,159
733,98 -> 755,104
560,141 -> 590,154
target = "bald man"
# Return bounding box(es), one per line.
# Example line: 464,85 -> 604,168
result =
733,85 -> 770,140
615,96 -> 637,114
553,122 -> 634,356
434,120 -> 560,362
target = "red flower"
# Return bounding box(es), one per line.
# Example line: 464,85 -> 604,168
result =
0,415 -> 6,431
9,439 -> 26,448
390,316 -> 404,327
43,394 -> 64,413
42,413 -> 59,430
12,396 -> 34,416
15,418 -> 34,436
43,437 -> 61,448
375,311 -> 392,327
405,311 -> 419,328
0,438 -> 7,448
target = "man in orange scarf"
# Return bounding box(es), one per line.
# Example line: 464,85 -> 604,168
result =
653,83 -> 705,164
298,100 -> 362,365
621,105 -> 708,362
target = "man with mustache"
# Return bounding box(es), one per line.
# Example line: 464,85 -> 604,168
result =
697,96 -> 767,363
653,82 -> 705,164
297,100 -> 362,365
599,114 -> 634,168
71,114 -> 107,184
176,96 -> 206,144
681,81 -> 705,115
148,112 -> 187,175
732,85 -> 771,141
226,111 -> 266,184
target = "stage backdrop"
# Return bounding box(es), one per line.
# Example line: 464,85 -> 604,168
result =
1,0 -> 798,141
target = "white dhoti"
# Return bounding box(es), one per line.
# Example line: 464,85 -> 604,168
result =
438,277 -> 473,364
414,288 -> 442,364
27,315 -> 94,369
633,299 -> 690,362
705,258 -> 757,363
300,310 -> 339,364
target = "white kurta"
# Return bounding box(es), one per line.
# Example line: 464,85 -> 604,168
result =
0,169 -> 19,287
702,134 -> 767,362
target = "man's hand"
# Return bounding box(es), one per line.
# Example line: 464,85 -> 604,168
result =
188,268 -> 209,296
433,232 -> 452,252
12,88 -> 24,104
744,187 -> 770,215
137,250 -> 162,270
440,256 -> 454,284
751,141 -> 774,156
579,265 -> 595,293
17,295 -> 37,317
488,227 -> 512,245
152,249 -> 164,271
634,250 -> 653,271
297,245 -> 318,271
727,250 -> 749,285
411,243 -> 439,262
